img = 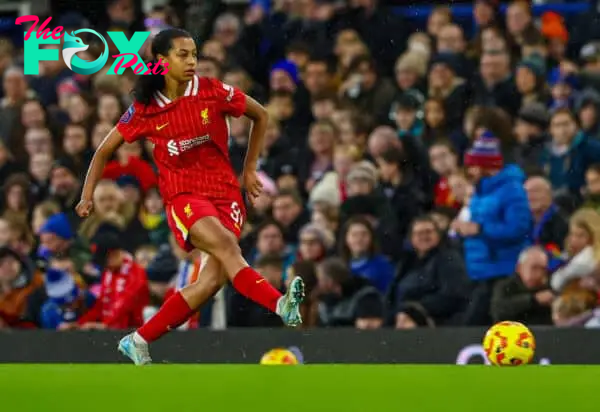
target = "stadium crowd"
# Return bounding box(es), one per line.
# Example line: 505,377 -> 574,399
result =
3,0 -> 600,331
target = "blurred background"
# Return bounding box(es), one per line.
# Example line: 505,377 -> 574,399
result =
2,0 -> 600,334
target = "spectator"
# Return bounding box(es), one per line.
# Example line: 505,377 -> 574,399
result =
315,257 -> 384,329
367,125 -> 401,159
542,108 -> 600,197
422,98 -> 467,154
548,68 -> 578,110
341,56 -> 395,124
516,54 -> 549,109
29,152 -> 53,203
77,229 -> 149,330
297,223 -> 334,264
491,246 -> 554,325
376,146 -> 424,238
505,1 -> 537,48
0,246 -> 44,328
458,131 -> 532,325
246,220 -> 294,270
513,102 -> 549,170
389,216 -> 469,327
575,89 -> 600,139
426,6 -> 452,41
138,187 -> 169,248
310,144 -> 360,208
339,216 -> 394,294
551,209 -> 600,293
583,164 -> 600,212
38,263 -> 96,330
393,52 -> 427,99
38,212 -> 93,282
428,53 -> 469,130
392,92 -> 424,141
524,176 -> 569,251
473,49 -> 520,117
429,140 -> 462,210
1,173 -> 31,224
272,190 -> 309,245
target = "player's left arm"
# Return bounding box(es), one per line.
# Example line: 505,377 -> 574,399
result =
241,96 -> 268,198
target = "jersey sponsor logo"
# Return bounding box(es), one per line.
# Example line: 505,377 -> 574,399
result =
167,135 -> 210,156
156,122 -> 169,130
167,139 -> 179,156
222,83 -> 234,102
119,105 -> 135,124
201,108 -> 210,125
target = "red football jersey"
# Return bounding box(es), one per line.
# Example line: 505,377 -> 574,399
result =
116,75 -> 247,202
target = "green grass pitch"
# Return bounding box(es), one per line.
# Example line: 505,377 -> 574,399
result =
1,365 -> 597,411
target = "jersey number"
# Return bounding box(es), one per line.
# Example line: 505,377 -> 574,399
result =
230,201 -> 243,229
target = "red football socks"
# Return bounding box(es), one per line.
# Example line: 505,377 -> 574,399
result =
137,291 -> 194,343
232,266 -> 282,312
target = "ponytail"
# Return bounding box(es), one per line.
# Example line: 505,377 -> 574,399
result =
132,60 -> 166,106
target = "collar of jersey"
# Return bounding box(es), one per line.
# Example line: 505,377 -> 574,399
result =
153,75 -> 199,107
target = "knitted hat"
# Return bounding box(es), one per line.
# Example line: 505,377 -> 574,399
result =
464,130 -> 504,169
45,268 -> 79,306
518,102 -> 550,129
271,60 -> 300,84
51,157 -> 79,178
39,213 -> 74,240
346,161 -> 378,186
540,12 -> 568,44
518,54 -> 546,78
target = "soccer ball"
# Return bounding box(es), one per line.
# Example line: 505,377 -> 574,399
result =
260,348 -> 299,365
483,321 -> 536,366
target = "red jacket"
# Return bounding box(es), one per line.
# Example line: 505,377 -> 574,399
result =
102,155 -> 157,193
78,255 -> 149,329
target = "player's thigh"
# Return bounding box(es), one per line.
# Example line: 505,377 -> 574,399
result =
188,215 -> 240,257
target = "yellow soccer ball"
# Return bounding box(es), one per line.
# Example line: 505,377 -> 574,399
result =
260,348 -> 299,365
483,321 -> 536,366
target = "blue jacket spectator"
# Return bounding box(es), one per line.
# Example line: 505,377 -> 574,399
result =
461,132 -> 533,281
40,268 -> 95,330
340,216 -> 394,293
457,131 -> 532,325
540,108 -> 600,196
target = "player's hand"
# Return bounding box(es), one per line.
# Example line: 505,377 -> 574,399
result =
242,169 -> 263,203
75,198 -> 94,218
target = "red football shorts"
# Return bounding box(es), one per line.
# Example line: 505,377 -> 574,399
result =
166,193 -> 246,252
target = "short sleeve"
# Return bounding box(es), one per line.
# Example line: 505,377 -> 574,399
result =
116,104 -> 144,143
209,78 -> 247,118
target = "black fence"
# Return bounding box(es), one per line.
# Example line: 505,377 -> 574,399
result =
0,328 -> 598,364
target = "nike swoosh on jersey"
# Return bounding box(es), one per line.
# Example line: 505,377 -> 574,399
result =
156,123 -> 169,130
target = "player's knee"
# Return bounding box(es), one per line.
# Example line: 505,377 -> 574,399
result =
206,232 -> 240,260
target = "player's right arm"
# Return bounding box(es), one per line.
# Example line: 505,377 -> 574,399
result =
76,127 -> 125,217
76,104 -> 144,218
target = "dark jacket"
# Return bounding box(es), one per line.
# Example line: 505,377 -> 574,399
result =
513,133 -> 548,173
318,276 -> 384,327
227,285 -> 284,328
540,131 -> 600,196
472,75 -> 521,118
490,275 -> 553,325
387,246 -> 469,326
532,204 -> 569,250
